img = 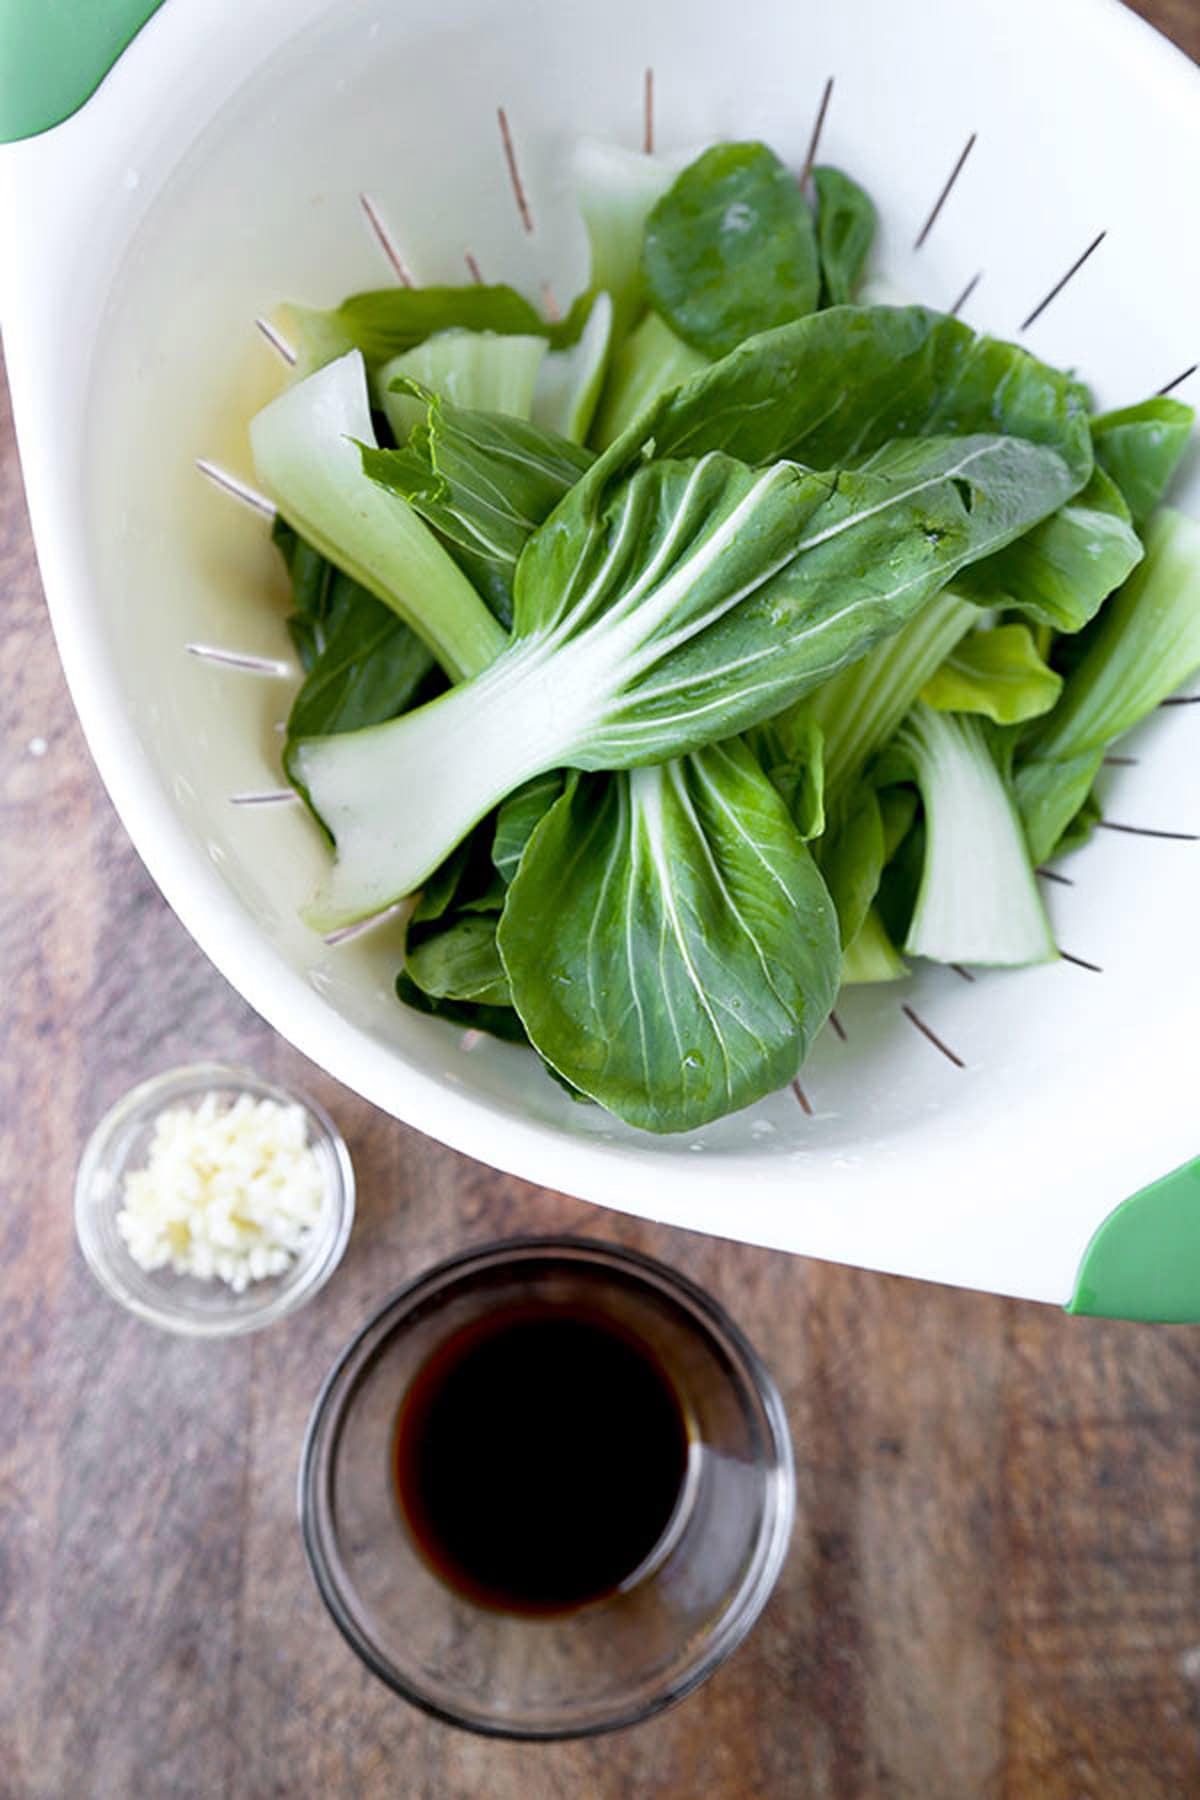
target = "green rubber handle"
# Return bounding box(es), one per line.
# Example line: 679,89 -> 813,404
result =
0,0 -> 166,144
1067,1155 -> 1200,1322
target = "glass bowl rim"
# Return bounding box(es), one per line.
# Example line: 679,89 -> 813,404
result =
297,1232 -> 796,1741
73,1058 -> 356,1338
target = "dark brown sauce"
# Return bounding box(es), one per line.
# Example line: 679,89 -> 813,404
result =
393,1303 -> 690,1615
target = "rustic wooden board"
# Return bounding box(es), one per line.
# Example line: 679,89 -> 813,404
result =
2,8 -> 1199,1790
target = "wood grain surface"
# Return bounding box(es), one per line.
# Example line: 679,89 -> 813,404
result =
3,7 -> 1200,1794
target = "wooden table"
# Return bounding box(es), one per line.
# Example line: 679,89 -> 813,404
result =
3,8 -> 1199,1790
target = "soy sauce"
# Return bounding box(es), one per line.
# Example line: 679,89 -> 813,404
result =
393,1303 -> 690,1615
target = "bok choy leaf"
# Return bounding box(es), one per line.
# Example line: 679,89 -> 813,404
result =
641,142 -> 820,356
278,284 -> 555,378
492,773 -> 568,884
250,351 -> 507,680
285,588 -> 442,744
405,914 -> 512,1008
272,517 -> 443,749
617,302 -> 1108,633
920,622 -> 1062,724
1090,396 -> 1193,527
743,708 -> 825,841
394,969 -> 530,1044
292,428 -> 1074,926
841,906 -> 909,984
839,783 -> 919,982
361,388 -> 591,627
820,784 -> 916,979
953,466 -> 1142,632
1028,507 -> 1200,756
816,782 -> 886,956
497,742 -> 839,1130
624,304 -> 1093,484
1015,508 -> 1200,860
1012,748 -> 1105,866
813,166 -> 877,307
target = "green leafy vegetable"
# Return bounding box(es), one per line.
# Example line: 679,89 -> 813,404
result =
1055,784 -> 1104,854
245,135 -> 1200,1137
378,329 -> 548,441
251,351 -> 506,681
1027,508 -> 1200,760
402,819 -> 518,1029
394,969 -> 530,1044
1012,748 -> 1104,867
590,310 -> 708,452
1091,396 -> 1194,527
620,302 -> 1101,643
954,467 -> 1142,632
920,622 -> 1062,724
744,708 -> 825,840
524,427 -> 1074,758
806,586 -> 980,798
409,838 -> 473,927
286,590 -> 441,743
631,304 -> 1093,485
273,517 -> 342,670
1014,508 -> 1200,860
880,785 -> 919,859
1036,507 -> 1200,759
279,285 -> 555,377
842,907 -> 909,984
813,165 -> 877,306
840,790 -> 921,982
360,387 -> 591,627
293,429 -> 1073,926
882,707 -> 1057,965
818,775 -> 917,973
405,914 -> 511,1007
409,816 -> 504,924
272,516 -> 443,747
492,773 -> 567,884
642,142 -> 820,357
875,811 -> 925,951
817,783 -> 886,954
497,742 -> 839,1131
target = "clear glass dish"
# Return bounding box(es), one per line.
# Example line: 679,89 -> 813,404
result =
299,1236 -> 795,1739
74,1061 -> 355,1337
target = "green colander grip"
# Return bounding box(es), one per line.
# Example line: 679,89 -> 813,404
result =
1067,1155 -> 1200,1322
0,0 -> 166,144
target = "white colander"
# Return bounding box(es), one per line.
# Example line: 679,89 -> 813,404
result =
3,0 -> 1198,1315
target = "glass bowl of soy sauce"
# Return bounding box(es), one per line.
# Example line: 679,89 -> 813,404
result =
299,1237 -> 795,1739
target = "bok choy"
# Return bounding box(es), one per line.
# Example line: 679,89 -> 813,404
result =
242,129 -> 1199,1134
290,425 -> 1072,926
879,708 -> 1057,966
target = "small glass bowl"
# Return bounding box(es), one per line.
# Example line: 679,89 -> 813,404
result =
74,1061 -> 355,1337
299,1236 -> 795,1739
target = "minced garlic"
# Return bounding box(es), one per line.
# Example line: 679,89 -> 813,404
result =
116,1092 -> 325,1292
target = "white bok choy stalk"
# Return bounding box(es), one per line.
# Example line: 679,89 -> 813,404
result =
531,291 -> 613,444
250,351 -> 506,682
884,706 -> 1057,966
